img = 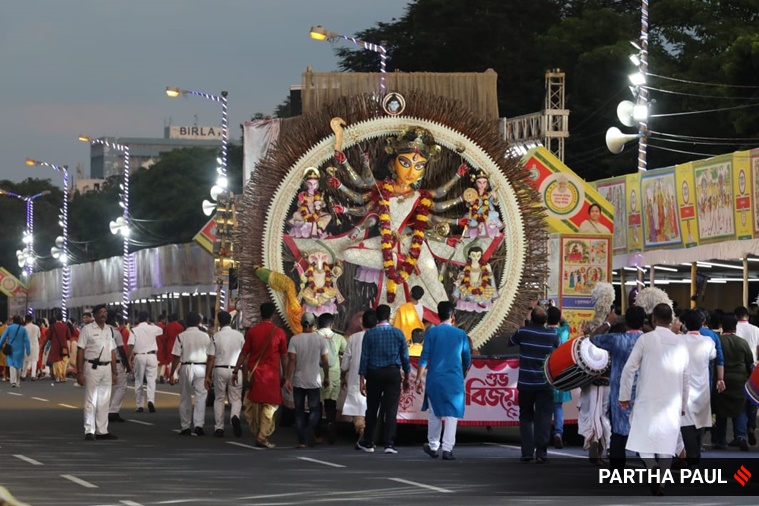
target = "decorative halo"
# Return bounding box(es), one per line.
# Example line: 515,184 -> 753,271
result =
382,92 -> 406,116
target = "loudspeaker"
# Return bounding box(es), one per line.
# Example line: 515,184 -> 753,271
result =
605,127 -> 641,154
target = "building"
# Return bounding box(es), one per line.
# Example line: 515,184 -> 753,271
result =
88,125 -> 223,179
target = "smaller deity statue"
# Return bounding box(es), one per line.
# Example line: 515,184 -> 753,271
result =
461,169 -> 503,238
296,250 -> 344,316
288,167 -> 332,238
453,246 -> 498,313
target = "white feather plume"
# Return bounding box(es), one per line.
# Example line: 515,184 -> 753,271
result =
634,287 -> 673,314
589,282 -> 615,330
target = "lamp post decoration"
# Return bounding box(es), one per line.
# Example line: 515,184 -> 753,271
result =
310,25 -> 387,96
26,159 -> 70,319
78,136 -> 131,321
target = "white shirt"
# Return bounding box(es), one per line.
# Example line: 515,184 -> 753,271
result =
736,320 -> 759,363
340,330 -> 367,417
208,326 -> 244,367
24,323 -> 41,348
128,322 -> 163,354
681,331 -> 716,428
171,327 -> 210,364
77,322 -> 117,361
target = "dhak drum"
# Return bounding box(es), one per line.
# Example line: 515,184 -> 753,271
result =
544,335 -> 609,391
745,366 -> 759,407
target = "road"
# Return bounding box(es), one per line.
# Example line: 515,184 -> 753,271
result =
1,378 -> 757,505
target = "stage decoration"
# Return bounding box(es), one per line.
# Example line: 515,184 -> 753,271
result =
297,249 -> 344,316
453,245 -> 498,313
236,92 -> 547,348
254,265 -> 302,334
633,286 -> 673,315
462,168 -> 504,238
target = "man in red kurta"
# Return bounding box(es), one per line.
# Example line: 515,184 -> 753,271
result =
232,303 -> 288,448
158,314 -> 184,382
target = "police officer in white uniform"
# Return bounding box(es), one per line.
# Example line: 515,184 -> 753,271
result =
129,311 -> 163,413
170,312 -> 211,436
205,310 -> 245,437
76,304 -> 118,440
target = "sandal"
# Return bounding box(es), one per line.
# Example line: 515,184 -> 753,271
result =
256,438 -> 276,449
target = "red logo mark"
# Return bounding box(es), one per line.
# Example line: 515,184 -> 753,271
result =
734,465 -> 752,487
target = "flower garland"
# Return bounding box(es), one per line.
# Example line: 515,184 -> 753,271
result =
469,194 -> 490,224
378,179 -> 432,303
299,192 -> 323,223
306,263 -> 332,294
461,260 -> 490,295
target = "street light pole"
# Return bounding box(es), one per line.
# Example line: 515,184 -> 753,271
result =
78,136 -> 131,321
26,159 -> 70,320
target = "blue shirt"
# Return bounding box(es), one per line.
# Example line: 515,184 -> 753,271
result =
510,325 -> 560,389
419,323 -> 472,418
700,326 -> 724,366
359,323 -> 410,376
592,330 -> 643,436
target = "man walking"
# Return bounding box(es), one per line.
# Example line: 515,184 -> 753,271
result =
76,304 -> 118,440
316,313 -> 346,444
0,316 -> 30,387
205,311 -> 245,438
358,304 -> 411,454
21,315 -> 40,381
415,301 -> 471,460
284,312 -> 330,448
129,311 -> 163,413
341,310 -> 376,446
735,306 -> 759,445
620,303 -> 689,495
510,306 -> 560,463
159,314 -> 184,383
234,303 -> 288,447
49,311 -> 71,383
108,313 -> 132,423
170,312 -> 211,436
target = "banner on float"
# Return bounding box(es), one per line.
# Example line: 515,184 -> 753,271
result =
563,308 -> 597,340
559,235 -> 611,310
733,151 -> 753,240
625,172 -> 643,252
0,267 -> 27,298
521,147 -> 614,235
595,177 -> 627,255
675,163 -> 699,248
692,154 -> 736,245
641,169 -> 682,249
752,149 -> 759,237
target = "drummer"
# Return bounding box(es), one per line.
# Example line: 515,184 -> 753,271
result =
589,306 -> 646,471
510,306 -> 560,463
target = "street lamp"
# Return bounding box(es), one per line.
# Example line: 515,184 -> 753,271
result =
309,25 -> 387,96
26,158 -> 71,320
78,135 -> 131,321
0,188 -> 51,314
166,86 -> 232,325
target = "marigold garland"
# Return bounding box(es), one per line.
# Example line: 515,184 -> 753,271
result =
469,194 -> 490,224
378,179 -> 432,303
306,263 -> 332,294
299,192 -> 323,223
462,259 -> 490,296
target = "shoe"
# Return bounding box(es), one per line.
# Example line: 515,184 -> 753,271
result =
536,457 -> 549,464
84,433 -> 96,441
749,431 -> 757,446
159,377 -> 165,384
193,427 -> 205,436
520,456 -> 533,462
95,433 -> 118,440
728,438 -> 741,448
295,443 -> 306,449
231,415 -> 242,437
148,401 -> 155,413
179,428 -> 192,436
384,446 -> 398,454
108,413 -> 126,423
11,384 -> 17,388
73,382 -> 82,387
256,438 -> 276,449
213,429 -> 224,438
588,441 -> 599,462
135,407 -> 144,413
356,441 -> 375,453
442,450 -> 455,460
327,422 -> 337,445
739,437 -> 749,452
423,443 -> 439,459
712,443 -> 728,450
553,434 -> 564,449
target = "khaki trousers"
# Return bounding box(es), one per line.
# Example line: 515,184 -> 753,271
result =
53,358 -> 69,381
244,398 -> 278,439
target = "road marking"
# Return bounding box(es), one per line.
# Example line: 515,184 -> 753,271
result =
388,477 -> 452,493
127,419 -> 154,426
31,397 -> 49,402
61,474 -> 98,488
296,456 -> 345,468
155,500 -> 207,504
120,501 -> 144,506
128,385 -> 180,397
7,392 -> 23,396
226,441 -> 262,451
59,403 -> 78,409
482,442 -> 584,459
13,454 -> 43,466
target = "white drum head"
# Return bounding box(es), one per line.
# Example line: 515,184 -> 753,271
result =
576,336 -> 609,373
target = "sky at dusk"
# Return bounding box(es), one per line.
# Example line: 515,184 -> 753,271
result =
0,0 -> 410,184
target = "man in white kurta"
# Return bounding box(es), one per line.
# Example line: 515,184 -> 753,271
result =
22,315 -> 41,380
680,310 -> 717,467
340,311 -> 374,445
619,303 -> 689,474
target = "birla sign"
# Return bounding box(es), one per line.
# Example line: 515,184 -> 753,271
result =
168,126 -> 222,140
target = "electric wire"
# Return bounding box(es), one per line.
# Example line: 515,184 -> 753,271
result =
648,73 -> 759,89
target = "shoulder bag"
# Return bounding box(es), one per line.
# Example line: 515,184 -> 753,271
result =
2,326 -> 20,356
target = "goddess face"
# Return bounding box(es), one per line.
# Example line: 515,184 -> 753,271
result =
468,248 -> 483,263
476,177 -> 489,194
305,178 -> 319,194
393,151 -> 428,187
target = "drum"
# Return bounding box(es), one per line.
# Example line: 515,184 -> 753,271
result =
745,366 -> 759,407
544,335 -> 609,391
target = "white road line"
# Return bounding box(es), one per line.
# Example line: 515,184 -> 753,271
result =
13,454 -> 43,466
59,403 -> 78,409
128,385 -> 180,397
31,397 -> 49,402
482,442 -> 584,459
7,392 -> 23,396
155,500 -> 207,504
120,500 -> 144,506
388,477 -> 452,493
127,419 -> 154,426
296,456 -> 346,468
226,441 -> 262,451
61,474 -> 98,489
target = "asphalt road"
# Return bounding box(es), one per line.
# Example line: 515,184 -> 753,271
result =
1,378 -> 757,505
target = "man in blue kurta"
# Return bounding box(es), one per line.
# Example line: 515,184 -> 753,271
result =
415,301 -> 471,460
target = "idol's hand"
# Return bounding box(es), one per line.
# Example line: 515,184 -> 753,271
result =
327,176 -> 343,189
457,163 -> 470,178
331,204 -> 345,215
334,150 -> 347,164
